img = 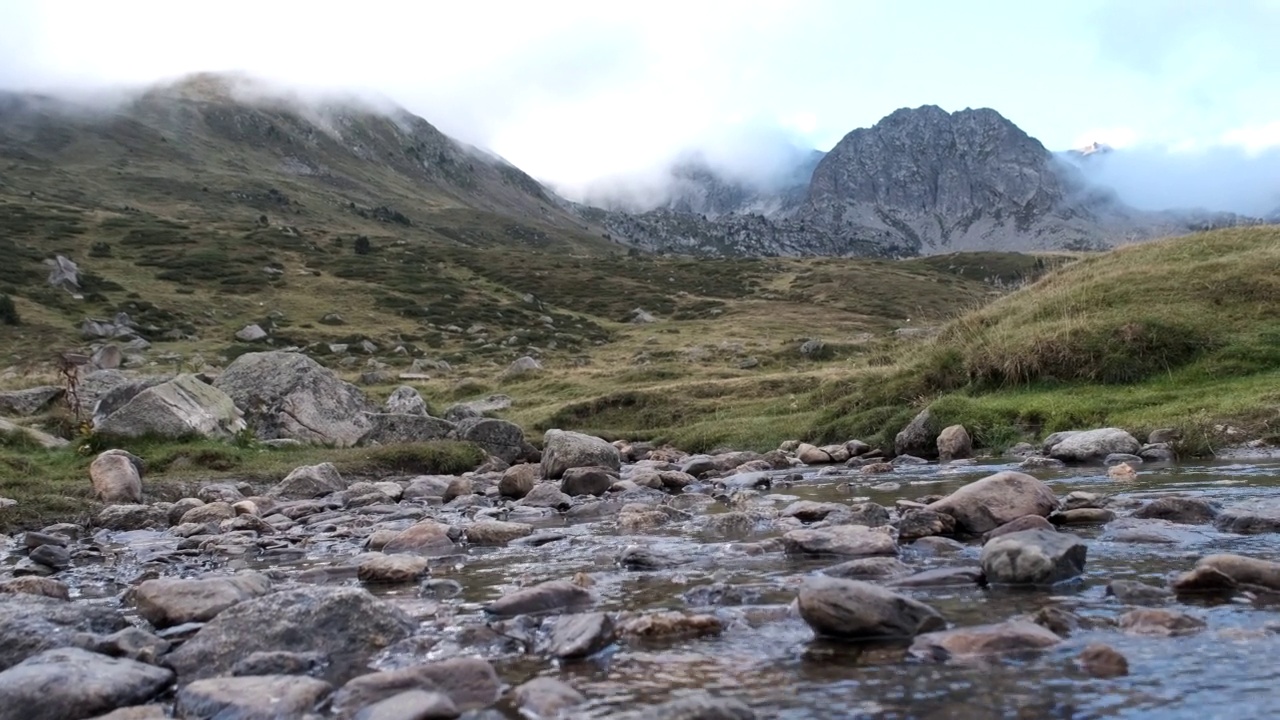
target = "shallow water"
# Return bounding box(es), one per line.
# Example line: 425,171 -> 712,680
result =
32,457 -> 1280,718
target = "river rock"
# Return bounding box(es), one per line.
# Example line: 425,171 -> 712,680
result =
0,595 -> 128,670
520,483 -> 572,510
382,521 -> 457,556
175,675 -> 332,720
127,572 -> 271,628
1214,499 -> 1280,534
1047,428 -> 1140,463
540,612 -> 616,659
1118,608 -> 1206,636
0,648 -> 173,720
0,577 -> 70,601
936,424 -> 972,461
269,462 -> 346,499
514,677 -> 585,718
230,651 -> 326,678
90,451 -> 143,504
332,658 -> 501,715
499,464 -> 539,499
164,587 -> 416,684
357,554 -> 430,584
92,374 -> 246,440
888,567 -> 985,588
454,417 -> 527,463
214,351 -> 373,446
797,576 -> 945,640
982,514 -> 1056,543
926,471 -> 1059,534
910,620 -> 1061,660
484,580 -> 592,617
384,386 -> 430,416
980,529 -> 1087,585
95,505 -> 167,531
30,543 -> 70,570
1106,579 -> 1172,605
1050,508 -> 1115,525
560,466 -> 617,497
897,509 -> 956,540
1132,497 -> 1220,525
463,520 -> 533,546
541,429 -> 621,480
783,525 -> 898,557
1174,554 -> 1280,593
821,557 -> 912,580
1077,643 -> 1129,678
348,689 -> 457,720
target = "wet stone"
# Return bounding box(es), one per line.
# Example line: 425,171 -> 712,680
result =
175,675 -> 333,720
513,678 -> 585,719
1118,608 -> 1207,636
0,647 -> 173,720
1107,579 -> 1173,605
797,576 -> 945,641
539,612 -> 616,659
484,580 -> 592,617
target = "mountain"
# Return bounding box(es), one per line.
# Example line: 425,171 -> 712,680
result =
589,105 -> 1256,256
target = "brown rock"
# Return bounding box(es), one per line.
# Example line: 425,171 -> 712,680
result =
936,424 -> 972,461
89,451 -> 143,504
357,553 -> 430,585
910,620 -> 1061,659
382,521 -> 457,556
1118,608 -> 1206,636
498,463 -> 540,499
0,577 -> 70,600
1077,643 -> 1129,678
927,471 -> 1059,535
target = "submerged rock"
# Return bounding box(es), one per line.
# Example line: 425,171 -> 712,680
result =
484,580 -> 592,617
1172,554 -> 1280,593
980,529 -> 1087,585
1132,496 -> 1220,525
910,620 -> 1062,660
1077,643 -> 1129,678
1118,608 -> 1206,636
1214,499 -> 1280,534
176,675 -> 332,720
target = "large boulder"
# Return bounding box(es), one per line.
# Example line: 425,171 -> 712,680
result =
213,351 -> 373,446
0,386 -> 63,417
126,572 -> 272,628
980,529 -> 1087,585
797,576 -> 945,640
0,648 -> 173,720
1046,428 -> 1140,463
926,471 -> 1058,535
0,595 -> 128,671
455,417 -> 527,463
541,429 -> 621,480
360,413 -> 455,445
894,408 -> 938,459
92,374 -> 245,440
89,450 -> 144,504
164,587 -> 416,685
268,462 -> 346,499
383,386 -> 431,416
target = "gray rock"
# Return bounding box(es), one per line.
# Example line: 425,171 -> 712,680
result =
0,417 -> 69,450
269,462 -> 346,499
1173,554 -> 1280,593
357,554 -> 430,584
910,620 -> 1061,660
0,596 -> 128,670
1019,456 -> 1066,470
541,429 -> 621,480
926,471 -> 1059,534
540,612 -> 616,659
332,659 -> 501,715
498,464 -> 539,499
127,573 -> 274,629
1050,508 -> 1115,525
95,505 -> 167,531
0,386 -> 63,417
513,677 -> 585,719
176,675 -> 332,720
560,466 -> 616,497
46,254 -> 79,291
625,694 -> 756,720
94,375 -> 243,441
0,648 -> 172,720
519,483 -> 572,510
382,522 -> 457,556
453,417 -> 526,463
1106,579 -> 1172,605
782,525 -> 898,557
1139,444 -> 1177,462
1047,428 -> 1140,463
351,690 -> 458,720
214,351 -> 373,447
361,413 -> 455,445
234,323 -> 268,342
820,557 -> 912,580
502,355 -> 542,378
897,509 -> 956,541
981,529 -> 1087,585
230,651 -> 326,677
797,576 -> 945,640
1215,499 -> 1280,534
89,450 -> 143,504
1132,497 -> 1220,525
164,587 -> 416,684
894,408 -> 937,459
484,580 -> 591,617
443,395 -> 511,423
383,386 -> 431,416
888,567 -> 985,588
30,544 -> 70,570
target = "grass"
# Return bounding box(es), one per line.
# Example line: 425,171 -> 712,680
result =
0,437 -> 484,532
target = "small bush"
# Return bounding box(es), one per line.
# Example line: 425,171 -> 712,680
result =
338,441 -> 484,476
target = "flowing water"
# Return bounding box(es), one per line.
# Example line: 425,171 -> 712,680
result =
15,457 -> 1280,719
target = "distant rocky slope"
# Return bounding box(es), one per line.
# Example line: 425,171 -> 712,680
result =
583,106 -> 1255,257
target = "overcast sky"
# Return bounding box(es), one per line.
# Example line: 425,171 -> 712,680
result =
2,0 -> 1278,210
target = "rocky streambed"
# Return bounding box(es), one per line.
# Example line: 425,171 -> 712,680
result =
3,435 -> 1280,720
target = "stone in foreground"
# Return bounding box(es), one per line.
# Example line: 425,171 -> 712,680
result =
797,576 -> 945,640
980,529 -> 1087,585
176,675 -> 332,719
127,572 -> 272,628
0,647 -> 173,720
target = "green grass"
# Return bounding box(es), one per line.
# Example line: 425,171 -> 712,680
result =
0,437 -> 484,533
